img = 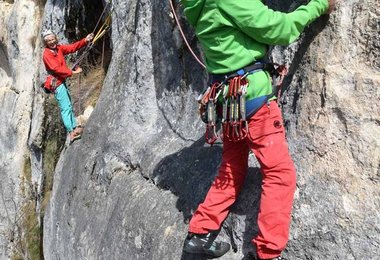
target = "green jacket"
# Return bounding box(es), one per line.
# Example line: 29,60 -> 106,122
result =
181,0 -> 328,100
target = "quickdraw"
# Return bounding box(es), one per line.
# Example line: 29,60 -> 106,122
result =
200,82 -> 223,144
222,76 -> 249,142
199,62 -> 288,145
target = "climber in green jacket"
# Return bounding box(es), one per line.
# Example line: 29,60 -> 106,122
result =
180,0 -> 336,259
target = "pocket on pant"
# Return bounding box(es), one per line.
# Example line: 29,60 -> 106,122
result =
247,102 -> 284,141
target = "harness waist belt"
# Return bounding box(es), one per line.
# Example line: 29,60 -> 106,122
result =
209,61 -> 269,84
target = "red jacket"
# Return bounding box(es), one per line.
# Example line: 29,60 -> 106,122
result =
43,38 -> 87,91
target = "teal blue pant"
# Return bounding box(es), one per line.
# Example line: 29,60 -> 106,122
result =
55,83 -> 76,132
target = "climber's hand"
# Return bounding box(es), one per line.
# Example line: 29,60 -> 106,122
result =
72,67 -> 83,74
326,0 -> 337,14
85,33 -> 94,43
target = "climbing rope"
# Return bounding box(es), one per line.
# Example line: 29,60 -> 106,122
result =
101,34 -> 106,68
72,2 -> 111,116
78,73 -> 82,113
169,0 -> 206,69
92,14 -> 111,45
71,2 -> 111,70
92,2 -> 111,36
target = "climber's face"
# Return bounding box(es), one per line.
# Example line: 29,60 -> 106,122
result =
44,35 -> 58,49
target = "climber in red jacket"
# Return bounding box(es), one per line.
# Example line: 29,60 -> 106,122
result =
42,30 -> 93,143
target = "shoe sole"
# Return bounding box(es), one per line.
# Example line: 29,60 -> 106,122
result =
70,135 -> 81,144
183,245 -> 229,258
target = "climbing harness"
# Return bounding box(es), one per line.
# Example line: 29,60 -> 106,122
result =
41,75 -> 56,94
41,66 -> 62,93
199,62 -> 288,145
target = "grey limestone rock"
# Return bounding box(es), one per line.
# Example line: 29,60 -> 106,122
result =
43,0 -> 380,259
0,0 -> 379,259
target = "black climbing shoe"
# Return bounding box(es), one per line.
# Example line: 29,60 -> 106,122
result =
183,232 -> 230,258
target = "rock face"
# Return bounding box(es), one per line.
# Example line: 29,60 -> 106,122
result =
0,0 -> 379,259
0,0 -> 42,258
279,1 -> 380,258
43,0 -> 380,259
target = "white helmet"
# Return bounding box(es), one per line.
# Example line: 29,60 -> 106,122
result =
41,29 -> 55,39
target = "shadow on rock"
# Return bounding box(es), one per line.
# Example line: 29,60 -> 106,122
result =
153,136 -> 264,258
152,137 -> 223,222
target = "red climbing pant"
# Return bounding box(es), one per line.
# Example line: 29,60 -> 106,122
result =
189,101 -> 296,259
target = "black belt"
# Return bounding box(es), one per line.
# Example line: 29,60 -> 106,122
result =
208,61 -> 272,84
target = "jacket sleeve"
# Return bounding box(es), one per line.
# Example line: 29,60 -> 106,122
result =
219,0 -> 329,45
43,50 -> 73,78
60,38 -> 88,55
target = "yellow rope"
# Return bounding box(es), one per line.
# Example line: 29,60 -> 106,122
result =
92,15 -> 111,44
